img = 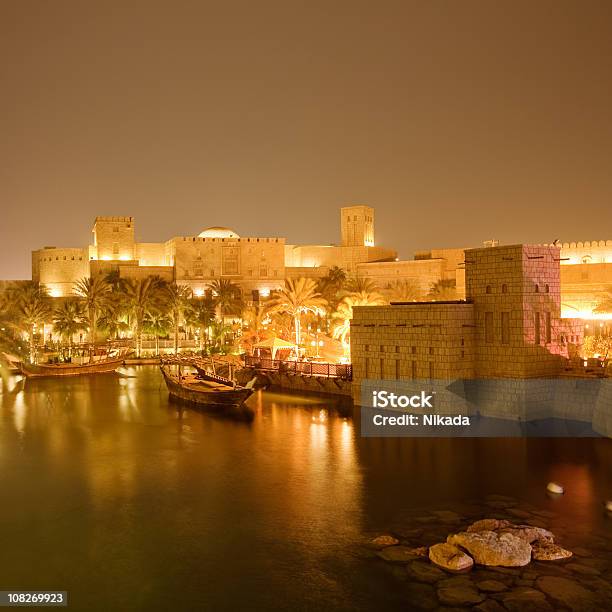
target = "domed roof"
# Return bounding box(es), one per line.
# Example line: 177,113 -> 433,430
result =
198,226 -> 240,239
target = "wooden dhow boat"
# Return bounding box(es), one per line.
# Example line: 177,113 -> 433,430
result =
19,348 -> 129,378
160,356 -> 256,420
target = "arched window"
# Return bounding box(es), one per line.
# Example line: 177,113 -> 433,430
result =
545,284 -> 550,293
486,285 -> 492,294
535,284 -> 539,293
501,284 -> 508,294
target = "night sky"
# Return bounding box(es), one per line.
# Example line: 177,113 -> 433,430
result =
1,1 -> 612,279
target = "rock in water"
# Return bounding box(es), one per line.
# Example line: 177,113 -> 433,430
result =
429,543 -> 474,572
447,530 -> 532,567
466,518 -> 512,533
376,545 -> 420,563
370,535 -> 399,548
546,482 -> 564,495
497,524 -> 554,543
467,519 -> 554,543
531,539 -> 573,561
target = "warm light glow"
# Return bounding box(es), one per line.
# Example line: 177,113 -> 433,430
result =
194,288 -> 204,297
119,254 -> 131,261
561,308 -> 612,321
260,288 -> 270,298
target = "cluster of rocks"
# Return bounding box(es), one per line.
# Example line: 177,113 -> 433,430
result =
366,496 -> 611,610
427,518 -> 572,571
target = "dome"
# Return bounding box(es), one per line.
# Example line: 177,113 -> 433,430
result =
198,226 -> 240,239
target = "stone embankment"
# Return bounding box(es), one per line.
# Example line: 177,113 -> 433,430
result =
364,494 -> 611,610
238,367 -> 353,397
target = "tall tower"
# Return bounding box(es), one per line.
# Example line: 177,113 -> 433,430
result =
465,244 -> 563,378
91,216 -> 135,261
341,205 -> 374,247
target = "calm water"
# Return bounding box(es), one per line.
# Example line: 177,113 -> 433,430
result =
0,366 -> 610,611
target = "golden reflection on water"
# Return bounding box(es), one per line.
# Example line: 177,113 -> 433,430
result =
0,369 -> 610,610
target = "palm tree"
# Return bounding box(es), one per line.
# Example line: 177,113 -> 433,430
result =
208,279 -> 243,346
123,276 -> 165,357
267,278 -> 327,354
240,303 -> 271,355
328,266 -> 347,286
331,291 -> 386,356
52,299 -> 87,357
208,279 -> 243,320
143,310 -> 172,356
7,282 -> 51,362
73,275 -> 111,347
184,297 -> 216,354
427,279 -> 458,301
342,276 -> 381,297
385,279 -> 422,302
594,285 -> 612,314
164,283 -> 192,354
316,266 -> 347,313
97,295 -> 130,340
209,319 -> 233,353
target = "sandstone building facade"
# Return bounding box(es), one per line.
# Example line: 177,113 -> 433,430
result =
30,206 -> 612,325
32,206 -> 397,298
350,244 -> 584,396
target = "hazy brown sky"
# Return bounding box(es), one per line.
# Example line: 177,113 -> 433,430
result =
1,0 -> 612,279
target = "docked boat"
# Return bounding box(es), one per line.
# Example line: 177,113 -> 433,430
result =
1,352 -> 22,374
19,355 -> 126,378
160,357 -> 256,420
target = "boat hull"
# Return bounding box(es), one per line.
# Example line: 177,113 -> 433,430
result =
161,368 -> 254,420
20,358 -> 124,378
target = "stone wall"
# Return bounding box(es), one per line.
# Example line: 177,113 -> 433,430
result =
33,247 -> 90,296
135,242 -> 168,267
560,262 -> 612,316
286,244 -> 396,275
350,302 -> 476,404
355,259 -> 446,295
558,239 -> 612,264
466,244 -> 565,378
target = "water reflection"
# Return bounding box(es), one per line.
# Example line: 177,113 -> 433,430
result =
0,367 -> 610,611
